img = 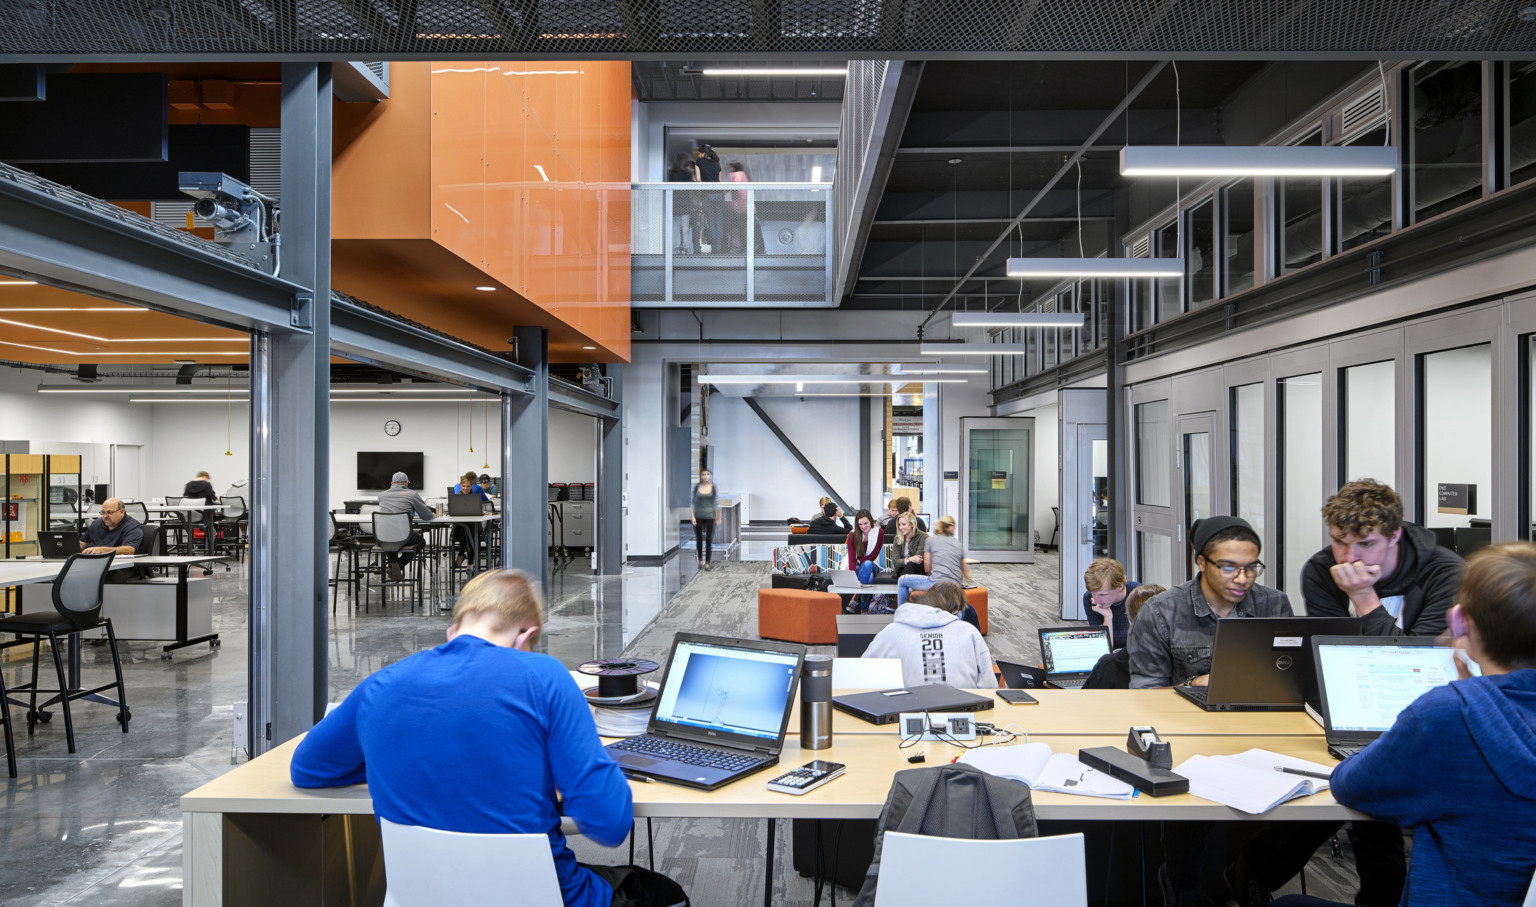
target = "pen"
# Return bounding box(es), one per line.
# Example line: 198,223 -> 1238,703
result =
1274,766 -> 1332,781
623,772 -> 654,784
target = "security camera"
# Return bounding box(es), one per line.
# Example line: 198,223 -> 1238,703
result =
178,172 -> 280,274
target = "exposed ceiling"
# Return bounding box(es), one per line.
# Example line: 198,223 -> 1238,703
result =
3,0 -> 1531,57
631,62 -> 843,103
0,282 -> 248,365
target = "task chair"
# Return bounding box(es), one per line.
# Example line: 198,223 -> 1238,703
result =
123,501 -> 150,525
0,552 -> 130,754
369,512 -> 424,612
0,662 -> 14,777
215,496 -> 248,564
871,832 -> 1086,907
378,818 -> 561,907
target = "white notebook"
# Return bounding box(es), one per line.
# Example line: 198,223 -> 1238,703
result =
1174,748 -> 1333,814
959,742 -> 1135,800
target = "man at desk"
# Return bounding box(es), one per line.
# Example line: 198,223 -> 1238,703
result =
376,472 -> 434,581
80,498 -> 143,556
291,570 -> 686,907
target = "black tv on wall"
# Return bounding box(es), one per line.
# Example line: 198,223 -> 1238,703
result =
357,452 -> 424,491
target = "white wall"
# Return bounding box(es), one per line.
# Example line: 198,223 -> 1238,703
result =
0,365 -> 150,492
707,394 -> 862,522
1422,345 -> 1492,529
549,409 -> 598,486
622,345 -> 673,558
147,401 -> 252,500
1028,404 -> 1060,547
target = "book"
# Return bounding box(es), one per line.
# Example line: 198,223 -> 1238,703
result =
958,742 -> 1136,800
1173,748 -> 1334,815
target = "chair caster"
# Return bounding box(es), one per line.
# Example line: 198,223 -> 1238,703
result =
116,709 -> 132,724
30,709 -> 52,723
161,651 -> 173,660
211,638 -> 222,648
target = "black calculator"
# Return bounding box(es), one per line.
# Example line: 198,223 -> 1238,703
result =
767,760 -> 846,795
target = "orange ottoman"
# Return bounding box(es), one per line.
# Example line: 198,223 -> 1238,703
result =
758,588 -> 842,644
909,585 -> 989,635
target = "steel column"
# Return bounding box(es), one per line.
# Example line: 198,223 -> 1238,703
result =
508,326 -> 550,592
256,63 -> 332,751
501,392 -> 515,569
598,365 -> 624,574
740,395 -> 852,514
247,331 -> 272,755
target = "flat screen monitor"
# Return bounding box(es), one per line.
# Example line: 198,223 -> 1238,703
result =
357,451 -> 424,491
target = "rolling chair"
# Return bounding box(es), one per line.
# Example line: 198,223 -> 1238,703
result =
123,501 -> 150,525
0,661 -> 13,777
378,818 -> 561,907
329,512 -> 363,614
0,552 -> 130,754
871,832 -> 1086,907
368,512 -> 424,612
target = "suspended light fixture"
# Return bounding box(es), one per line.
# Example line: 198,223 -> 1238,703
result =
952,312 -> 1085,328
1119,145 -> 1398,177
1006,258 -> 1183,278
919,343 -> 1030,356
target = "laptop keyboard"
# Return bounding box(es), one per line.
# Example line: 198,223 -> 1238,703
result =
1051,677 -> 1089,689
609,735 -> 768,772
1180,685 -> 1210,704
1328,743 -> 1365,760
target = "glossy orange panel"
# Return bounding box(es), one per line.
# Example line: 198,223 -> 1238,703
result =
333,61 -> 432,240
430,63 -> 488,272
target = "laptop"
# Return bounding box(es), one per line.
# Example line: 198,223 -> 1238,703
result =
447,493 -> 484,516
1175,617 -> 1363,711
997,659 -> 1049,690
832,684 -> 995,725
605,633 -> 806,791
835,613 -> 894,658
1313,635 -> 1459,760
1038,626 -> 1112,689
37,531 -> 80,559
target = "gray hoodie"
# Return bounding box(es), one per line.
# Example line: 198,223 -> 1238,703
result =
862,603 -> 996,689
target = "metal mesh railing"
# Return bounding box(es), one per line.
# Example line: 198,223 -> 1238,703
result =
4,0 -> 1533,55
833,59 -> 896,301
631,183 -> 832,306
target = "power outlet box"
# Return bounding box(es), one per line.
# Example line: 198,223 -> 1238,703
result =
899,711 -> 978,742
233,701 -> 248,756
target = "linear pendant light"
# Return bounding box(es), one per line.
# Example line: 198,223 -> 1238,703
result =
952,312 -> 1085,328
1006,257 -> 1184,278
1120,144 -> 1398,177
920,343 -> 1030,356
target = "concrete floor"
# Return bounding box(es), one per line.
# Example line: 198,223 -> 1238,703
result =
0,549 -> 713,906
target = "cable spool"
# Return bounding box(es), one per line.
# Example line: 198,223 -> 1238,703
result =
578,658 -> 660,708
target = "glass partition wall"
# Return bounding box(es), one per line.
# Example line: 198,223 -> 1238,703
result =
959,417 -> 1034,563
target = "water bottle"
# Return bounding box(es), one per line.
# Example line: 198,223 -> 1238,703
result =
800,654 -> 833,750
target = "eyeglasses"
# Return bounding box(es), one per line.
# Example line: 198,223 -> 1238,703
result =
101,507 -> 123,515
1211,560 -> 1265,579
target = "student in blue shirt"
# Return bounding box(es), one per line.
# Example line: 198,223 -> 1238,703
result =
291,569 -> 688,907
454,470 -> 490,501
1272,542 -> 1536,907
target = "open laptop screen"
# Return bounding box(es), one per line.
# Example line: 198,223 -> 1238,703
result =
652,638 -> 801,741
1040,627 -> 1110,674
1317,640 -> 1457,732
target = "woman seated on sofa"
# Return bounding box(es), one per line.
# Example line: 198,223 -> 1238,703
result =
846,509 -> 885,585
892,512 -> 929,579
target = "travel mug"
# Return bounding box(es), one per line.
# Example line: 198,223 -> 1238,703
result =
800,654 -> 833,750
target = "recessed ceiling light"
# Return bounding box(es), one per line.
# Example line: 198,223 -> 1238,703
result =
174,359 -> 196,364
475,286 -> 497,292
948,158 -> 962,165
697,67 -> 848,77
582,346 -> 596,350
0,280 -> 39,286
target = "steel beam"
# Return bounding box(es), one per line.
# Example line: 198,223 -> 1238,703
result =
330,296 -> 532,394
740,394 -> 853,514
598,365 -> 624,574
0,162 -> 303,333
550,377 -> 620,420
255,62 -> 332,753
507,326 -> 550,593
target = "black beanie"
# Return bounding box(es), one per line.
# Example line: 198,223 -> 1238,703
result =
1190,516 -> 1257,559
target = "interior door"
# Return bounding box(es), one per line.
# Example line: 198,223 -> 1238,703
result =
111,444 -> 143,502
1061,423 -> 1108,619
959,416 -> 1034,563
1177,413 -> 1217,581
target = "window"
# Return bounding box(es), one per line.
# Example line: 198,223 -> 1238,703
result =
1186,198 -> 1216,308
1223,181 -> 1255,295
1337,126 -> 1393,252
1153,221 -> 1181,322
1421,345 -> 1492,529
1280,373 -> 1323,598
1509,63 -> 1536,187
1341,360 -> 1396,485
1231,383 -> 1265,537
1137,531 -> 1173,589
1135,400 -> 1171,507
1410,62 -> 1484,222
1278,133 -> 1324,274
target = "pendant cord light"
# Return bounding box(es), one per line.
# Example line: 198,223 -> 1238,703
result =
482,394 -> 490,470
1172,60 -> 1182,282
224,366 -> 233,456
467,396 -> 473,454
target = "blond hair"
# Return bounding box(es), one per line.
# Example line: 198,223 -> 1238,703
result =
451,569 -> 544,634
1083,558 -> 1127,592
461,471 -> 480,486
934,515 -> 957,536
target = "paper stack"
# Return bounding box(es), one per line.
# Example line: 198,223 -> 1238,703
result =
1174,748 -> 1334,814
959,742 -> 1136,800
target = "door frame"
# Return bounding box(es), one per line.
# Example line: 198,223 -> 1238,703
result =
958,415 -> 1036,564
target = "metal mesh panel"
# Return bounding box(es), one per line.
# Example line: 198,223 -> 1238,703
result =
4,1 -> 1533,56
372,511 -> 412,548
55,554 -> 111,625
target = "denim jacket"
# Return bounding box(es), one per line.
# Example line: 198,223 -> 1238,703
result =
1126,578 -> 1292,688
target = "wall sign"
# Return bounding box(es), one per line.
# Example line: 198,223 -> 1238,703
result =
1437,483 -> 1477,515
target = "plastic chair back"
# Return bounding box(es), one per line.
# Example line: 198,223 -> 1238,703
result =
832,657 -> 903,690
873,832 -> 1086,907
124,502 -> 149,524
51,552 -> 116,631
379,818 -> 561,907
1523,864 -> 1536,907
372,511 -> 413,550
138,522 -> 161,556
222,496 -> 247,519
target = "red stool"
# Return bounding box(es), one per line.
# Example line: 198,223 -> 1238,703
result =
757,588 -> 842,644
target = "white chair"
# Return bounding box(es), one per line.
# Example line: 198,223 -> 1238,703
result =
379,818 -> 562,907
1523,863 -> 1536,907
833,657 -> 904,690
871,831 -> 1087,907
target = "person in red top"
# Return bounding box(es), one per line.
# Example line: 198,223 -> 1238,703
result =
847,509 -> 886,585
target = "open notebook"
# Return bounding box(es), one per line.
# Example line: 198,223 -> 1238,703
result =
959,742 -> 1135,800
1174,748 -> 1333,814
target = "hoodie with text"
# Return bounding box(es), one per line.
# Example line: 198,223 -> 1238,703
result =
862,602 -> 995,689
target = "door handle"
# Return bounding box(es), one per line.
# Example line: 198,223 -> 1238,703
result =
1081,524 -> 1093,544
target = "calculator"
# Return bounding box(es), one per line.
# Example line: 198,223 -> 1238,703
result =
766,760 -> 846,795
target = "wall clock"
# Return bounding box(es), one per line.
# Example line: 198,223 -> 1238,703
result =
384,419 -> 402,436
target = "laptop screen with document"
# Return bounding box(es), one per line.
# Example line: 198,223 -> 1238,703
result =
1040,627 -> 1111,674
651,638 -> 801,742
1316,638 -> 1457,732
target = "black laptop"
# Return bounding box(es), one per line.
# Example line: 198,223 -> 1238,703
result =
1312,635 -> 1459,760
605,633 -> 805,791
997,660 -> 1049,690
833,683 -> 994,725
1176,617 -> 1363,711
447,493 -> 485,516
37,531 -> 80,559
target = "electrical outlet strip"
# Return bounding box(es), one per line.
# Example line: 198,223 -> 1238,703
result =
899,711 -> 978,742
232,701 -> 248,759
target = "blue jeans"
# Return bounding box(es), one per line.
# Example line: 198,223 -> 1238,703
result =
897,573 -> 936,605
856,561 -> 877,585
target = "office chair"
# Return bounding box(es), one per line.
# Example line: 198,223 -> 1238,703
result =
329,512 -> 362,614
160,496 -> 191,555
215,496 -> 247,565
0,662 -> 14,777
378,819 -> 561,907
0,553 -> 130,754
872,832 -> 1087,907
369,512 -> 424,612
123,501 -> 150,525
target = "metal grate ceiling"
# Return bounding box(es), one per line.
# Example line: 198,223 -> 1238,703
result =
2,0 -> 1533,58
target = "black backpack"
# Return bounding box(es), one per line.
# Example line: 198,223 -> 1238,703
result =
852,762 -> 1039,906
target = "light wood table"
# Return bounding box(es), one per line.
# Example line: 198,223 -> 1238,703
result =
180,726 -> 1356,906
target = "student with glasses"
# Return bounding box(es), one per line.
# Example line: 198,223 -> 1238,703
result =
80,498 -> 143,557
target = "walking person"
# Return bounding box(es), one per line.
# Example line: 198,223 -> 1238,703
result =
694,144 -> 723,252
691,468 -> 717,570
